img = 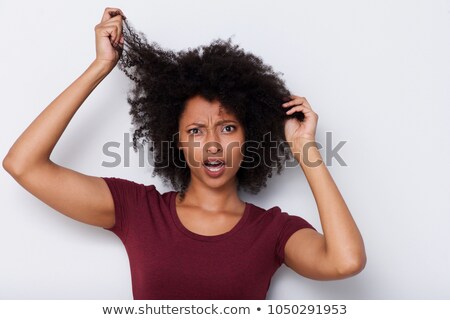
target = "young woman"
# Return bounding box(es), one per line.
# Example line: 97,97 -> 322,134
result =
3,7 -> 366,299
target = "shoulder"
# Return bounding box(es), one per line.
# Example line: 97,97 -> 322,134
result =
101,176 -> 164,200
248,202 -> 311,225
247,202 -> 283,216
101,176 -> 156,191
100,176 -> 179,207
246,202 -> 315,234
246,202 -> 316,265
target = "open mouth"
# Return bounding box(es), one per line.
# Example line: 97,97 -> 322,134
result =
203,159 -> 225,172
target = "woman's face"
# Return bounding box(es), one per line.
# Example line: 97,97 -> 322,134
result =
178,95 -> 245,191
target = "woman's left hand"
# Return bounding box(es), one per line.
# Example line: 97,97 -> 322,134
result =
282,95 -> 318,151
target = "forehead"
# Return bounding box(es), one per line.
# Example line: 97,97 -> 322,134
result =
179,95 -> 237,122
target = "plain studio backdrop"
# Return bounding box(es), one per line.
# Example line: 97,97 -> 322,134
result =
1,0 -> 449,299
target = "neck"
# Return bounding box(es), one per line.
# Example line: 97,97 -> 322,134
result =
179,177 -> 244,212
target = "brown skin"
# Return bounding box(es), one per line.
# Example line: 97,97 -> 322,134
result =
3,7 -> 366,280
175,96 -> 246,236
2,8 -> 125,228
282,96 -> 366,279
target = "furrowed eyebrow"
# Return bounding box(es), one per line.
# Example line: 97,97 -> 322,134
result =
216,119 -> 238,126
185,120 -> 238,128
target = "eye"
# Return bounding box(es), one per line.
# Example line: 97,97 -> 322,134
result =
222,125 -> 236,133
188,128 -> 201,135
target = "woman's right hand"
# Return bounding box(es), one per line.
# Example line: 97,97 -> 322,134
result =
94,7 -> 126,68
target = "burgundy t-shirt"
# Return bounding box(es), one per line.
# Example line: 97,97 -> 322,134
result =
101,177 -> 316,300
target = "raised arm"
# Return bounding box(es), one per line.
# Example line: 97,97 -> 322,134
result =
282,95 -> 366,280
2,8 -> 126,228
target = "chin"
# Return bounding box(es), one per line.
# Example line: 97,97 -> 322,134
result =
192,169 -> 238,190
203,176 -> 235,190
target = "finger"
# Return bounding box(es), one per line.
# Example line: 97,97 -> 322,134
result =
101,17 -> 124,45
96,24 -> 119,45
300,99 -> 312,110
102,14 -> 124,27
285,106 -> 301,115
109,9 -> 126,20
283,99 -> 313,111
282,100 -> 304,107
282,95 -> 305,105
285,105 -> 313,115
101,7 -> 125,23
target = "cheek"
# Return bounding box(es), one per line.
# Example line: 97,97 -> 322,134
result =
186,148 -> 204,168
179,135 -> 203,167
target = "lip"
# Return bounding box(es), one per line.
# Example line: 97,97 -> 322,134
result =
202,162 -> 226,178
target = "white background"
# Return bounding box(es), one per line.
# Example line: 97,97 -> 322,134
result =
1,0 -> 449,299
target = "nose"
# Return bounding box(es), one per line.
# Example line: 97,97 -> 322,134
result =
205,129 -> 222,154
206,142 -> 222,154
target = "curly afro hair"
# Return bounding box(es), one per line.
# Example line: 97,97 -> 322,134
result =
118,19 -> 304,199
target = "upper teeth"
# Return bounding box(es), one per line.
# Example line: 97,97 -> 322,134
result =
206,160 -> 222,165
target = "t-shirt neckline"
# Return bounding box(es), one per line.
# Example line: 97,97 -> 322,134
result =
169,191 -> 250,242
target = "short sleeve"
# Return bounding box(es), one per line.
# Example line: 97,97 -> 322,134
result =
275,209 -> 316,266
101,177 -> 150,242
